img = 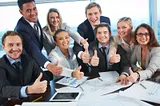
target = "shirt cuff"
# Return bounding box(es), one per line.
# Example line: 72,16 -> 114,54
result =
44,61 -> 50,68
20,86 -> 28,98
78,51 -> 83,59
121,72 -> 129,76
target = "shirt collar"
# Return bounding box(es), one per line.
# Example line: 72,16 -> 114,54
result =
6,55 -> 21,65
24,17 -> 36,28
98,42 -> 110,49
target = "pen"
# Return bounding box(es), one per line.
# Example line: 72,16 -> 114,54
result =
98,77 -> 103,82
79,85 -> 84,91
32,96 -> 43,102
140,83 -> 147,89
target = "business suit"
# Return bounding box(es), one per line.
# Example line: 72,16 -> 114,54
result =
0,52 -> 49,105
48,46 -> 78,77
73,16 -> 110,73
14,17 -> 48,67
89,38 -> 130,74
130,45 -> 160,81
43,23 -> 83,55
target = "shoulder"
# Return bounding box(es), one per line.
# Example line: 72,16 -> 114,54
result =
151,47 -> 160,54
78,19 -> 90,28
100,16 -> 110,25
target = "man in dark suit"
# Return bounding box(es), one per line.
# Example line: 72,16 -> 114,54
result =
0,31 -> 49,105
89,23 -> 130,85
14,0 -> 62,76
73,2 -> 111,73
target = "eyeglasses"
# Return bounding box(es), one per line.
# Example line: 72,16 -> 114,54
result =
136,33 -> 149,37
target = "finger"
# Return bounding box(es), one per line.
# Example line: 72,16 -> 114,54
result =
54,61 -> 58,66
93,50 -> 97,57
116,78 -> 120,83
85,38 -> 88,41
84,47 -> 89,53
76,66 -> 82,72
113,48 -> 117,55
36,72 -> 43,82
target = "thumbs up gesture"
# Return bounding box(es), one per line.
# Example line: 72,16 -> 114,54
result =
72,66 -> 84,80
81,46 -> 90,63
127,67 -> 139,82
109,48 -> 120,64
26,73 -> 48,94
46,61 -> 63,76
90,50 -> 99,66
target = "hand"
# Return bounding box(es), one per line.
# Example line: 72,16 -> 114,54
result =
109,48 -> 120,64
81,47 -> 90,63
81,38 -> 89,50
46,61 -> 63,76
116,74 -> 129,85
72,66 -> 84,80
27,73 -> 47,94
90,50 -> 99,66
127,67 -> 139,83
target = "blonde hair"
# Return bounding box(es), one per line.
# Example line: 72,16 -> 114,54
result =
46,8 -> 63,36
117,17 -> 133,29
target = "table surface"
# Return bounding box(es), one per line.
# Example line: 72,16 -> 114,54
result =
3,72 -> 160,106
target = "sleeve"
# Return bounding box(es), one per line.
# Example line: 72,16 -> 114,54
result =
139,48 -> 160,81
63,23 -> 83,45
48,50 -> 74,77
16,29 -> 48,67
0,68 -> 21,99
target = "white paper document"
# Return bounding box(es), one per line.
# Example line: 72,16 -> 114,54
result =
56,76 -> 88,87
119,80 -> 160,104
80,77 -> 132,96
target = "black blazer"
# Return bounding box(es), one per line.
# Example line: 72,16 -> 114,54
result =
14,17 -> 48,67
0,52 -> 49,105
89,40 -> 130,74
73,16 -> 110,73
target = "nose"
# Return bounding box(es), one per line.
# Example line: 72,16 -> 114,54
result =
12,45 -> 19,50
90,14 -> 96,21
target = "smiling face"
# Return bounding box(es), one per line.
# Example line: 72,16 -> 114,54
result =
136,27 -> 150,46
86,6 -> 102,26
2,35 -> 22,60
117,21 -> 132,38
48,11 -> 60,28
55,31 -> 70,51
20,1 -> 38,23
96,26 -> 110,46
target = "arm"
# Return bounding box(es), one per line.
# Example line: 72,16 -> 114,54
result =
139,48 -> 160,81
63,23 -> 83,45
0,68 -> 21,99
16,29 -> 48,67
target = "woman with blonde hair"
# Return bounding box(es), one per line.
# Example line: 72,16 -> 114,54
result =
113,17 -> 135,60
43,8 -> 88,55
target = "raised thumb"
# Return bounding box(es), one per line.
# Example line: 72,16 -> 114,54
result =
76,66 -> 82,72
113,48 -> 117,55
94,50 -> 97,57
36,72 -> 43,82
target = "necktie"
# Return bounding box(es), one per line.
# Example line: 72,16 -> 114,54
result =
12,61 -> 23,85
34,23 -> 40,40
13,61 -> 21,72
101,47 -> 107,69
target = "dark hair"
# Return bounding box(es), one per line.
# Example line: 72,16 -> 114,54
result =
94,22 -> 111,34
134,23 -> 159,48
85,2 -> 102,15
53,29 -> 67,42
2,31 -> 23,45
17,0 -> 35,10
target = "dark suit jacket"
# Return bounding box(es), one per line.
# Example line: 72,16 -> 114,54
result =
14,17 -> 48,67
0,52 -> 49,105
73,16 -> 110,73
89,40 -> 130,75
